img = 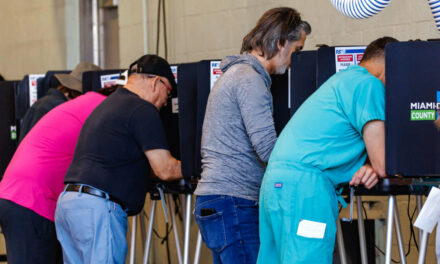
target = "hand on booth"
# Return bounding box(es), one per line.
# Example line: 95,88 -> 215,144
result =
349,164 -> 379,189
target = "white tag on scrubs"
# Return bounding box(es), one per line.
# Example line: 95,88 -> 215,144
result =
297,219 -> 326,239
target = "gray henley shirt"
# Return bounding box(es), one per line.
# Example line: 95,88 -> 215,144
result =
194,54 -> 278,201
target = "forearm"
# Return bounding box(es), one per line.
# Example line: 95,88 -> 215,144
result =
162,159 -> 182,181
362,120 -> 386,177
145,149 -> 183,181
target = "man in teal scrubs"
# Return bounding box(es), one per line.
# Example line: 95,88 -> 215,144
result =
258,37 -> 398,264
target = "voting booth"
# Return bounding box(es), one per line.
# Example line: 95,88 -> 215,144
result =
385,41 -> 440,177
289,50 -> 317,116
161,65 -> 180,160
289,47 -> 365,118
317,46 -> 366,88
0,81 -> 19,178
14,74 -> 45,131
36,70 -> 69,98
81,69 -> 123,92
176,62 -> 199,183
287,42 -> 440,263
175,60 -> 221,182
270,72 -> 289,135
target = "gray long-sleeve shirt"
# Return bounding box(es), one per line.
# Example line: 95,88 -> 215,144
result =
194,54 -> 277,201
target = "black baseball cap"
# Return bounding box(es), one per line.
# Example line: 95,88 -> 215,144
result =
128,54 -> 177,91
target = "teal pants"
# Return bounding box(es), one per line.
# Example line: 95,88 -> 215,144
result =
257,164 -> 339,264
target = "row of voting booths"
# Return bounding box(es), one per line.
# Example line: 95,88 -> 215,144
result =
139,41 -> 440,264
0,69 -> 124,180
0,72 -> 125,182
0,40 -> 439,263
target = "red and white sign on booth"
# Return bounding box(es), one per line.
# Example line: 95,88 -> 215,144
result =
210,61 -> 222,90
334,46 -> 366,72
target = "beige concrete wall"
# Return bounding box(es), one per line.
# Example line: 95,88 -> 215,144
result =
0,1 -> 66,80
1,0 -> 436,79
119,0 -> 439,67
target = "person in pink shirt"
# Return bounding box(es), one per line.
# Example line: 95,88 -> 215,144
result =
0,89 -> 111,264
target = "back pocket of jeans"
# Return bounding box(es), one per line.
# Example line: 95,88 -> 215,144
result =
65,208 -> 94,245
195,211 -> 227,252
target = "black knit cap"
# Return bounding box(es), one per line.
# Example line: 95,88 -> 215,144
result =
128,54 -> 177,91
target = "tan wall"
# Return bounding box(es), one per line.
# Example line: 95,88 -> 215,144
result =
119,0 -> 439,67
0,1 -> 66,80
1,0 -> 437,79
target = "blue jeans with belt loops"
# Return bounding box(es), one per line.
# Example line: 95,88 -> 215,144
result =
54,184 -> 128,264
194,195 -> 260,264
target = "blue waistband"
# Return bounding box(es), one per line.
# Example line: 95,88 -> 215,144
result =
266,161 -> 348,208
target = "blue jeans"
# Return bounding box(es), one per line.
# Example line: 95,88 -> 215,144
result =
54,185 -> 128,264
194,195 -> 259,264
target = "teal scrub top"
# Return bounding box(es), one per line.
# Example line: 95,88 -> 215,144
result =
269,65 -> 385,186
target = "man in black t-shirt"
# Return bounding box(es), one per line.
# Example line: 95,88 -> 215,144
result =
54,55 -> 183,264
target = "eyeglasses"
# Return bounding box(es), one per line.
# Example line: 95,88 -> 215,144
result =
158,79 -> 172,93
145,74 -> 172,99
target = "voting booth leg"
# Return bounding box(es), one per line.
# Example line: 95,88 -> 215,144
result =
418,231 -> 429,264
180,194 -> 187,223
143,200 -> 157,264
393,202 -> 407,264
336,219 -> 348,264
194,231 -> 202,264
140,211 -> 147,250
356,196 -> 368,264
385,195 -> 396,264
416,195 -> 423,242
168,194 -> 183,264
183,194 -> 192,264
129,216 -> 137,264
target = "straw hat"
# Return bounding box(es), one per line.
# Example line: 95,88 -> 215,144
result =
55,62 -> 101,93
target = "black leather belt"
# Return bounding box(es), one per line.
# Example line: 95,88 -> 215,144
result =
65,184 -> 125,210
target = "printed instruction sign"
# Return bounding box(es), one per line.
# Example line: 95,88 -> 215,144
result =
335,46 -> 366,72
171,65 -> 178,84
29,74 -> 45,107
210,61 -> 222,90
100,73 -> 121,88
171,65 -> 179,114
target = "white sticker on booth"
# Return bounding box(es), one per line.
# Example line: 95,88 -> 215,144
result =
28,74 -> 45,107
210,61 -> 222,90
335,46 -> 366,72
172,98 -> 179,114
